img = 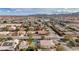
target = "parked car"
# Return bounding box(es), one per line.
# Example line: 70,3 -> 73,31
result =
0,40 -> 18,51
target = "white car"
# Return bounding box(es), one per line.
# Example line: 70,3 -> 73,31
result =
19,41 -> 29,50
0,40 -> 18,51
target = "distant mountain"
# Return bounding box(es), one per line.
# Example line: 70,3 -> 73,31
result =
32,12 -> 79,16
0,12 -> 79,17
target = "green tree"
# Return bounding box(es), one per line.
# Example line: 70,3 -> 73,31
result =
3,21 -> 7,23
68,40 -> 76,47
25,26 -> 29,32
28,35 -> 33,47
7,37 -> 13,40
41,35 -> 45,40
55,43 -> 64,51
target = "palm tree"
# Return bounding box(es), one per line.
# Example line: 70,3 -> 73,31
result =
28,35 -> 33,47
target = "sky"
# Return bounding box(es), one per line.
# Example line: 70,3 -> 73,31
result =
0,8 -> 79,15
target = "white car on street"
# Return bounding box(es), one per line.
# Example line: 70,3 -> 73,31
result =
0,40 -> 18,51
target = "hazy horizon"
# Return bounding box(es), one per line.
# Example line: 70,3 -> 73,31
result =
0,8 -> 79,15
